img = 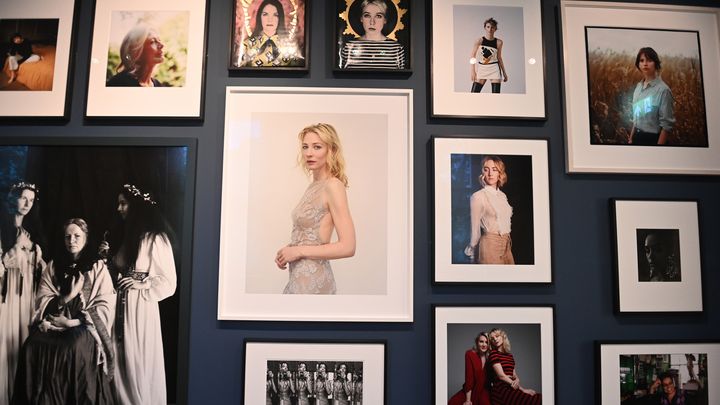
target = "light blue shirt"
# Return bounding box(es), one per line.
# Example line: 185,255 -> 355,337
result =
632,77 -> 675,133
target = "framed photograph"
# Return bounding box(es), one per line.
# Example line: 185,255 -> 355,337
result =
434,305 -> 555,404
334,0 -> 410,72
430,0 -> 546,119
0,138 -> 196,404
561,1 -> 720,174
611,199 -> 703,313
0,0 -> 78,120
229,0 -> 309,71
243,340 -> 386,404
85,0 -> 208,119
433,137 -> 551,284
596,340 -> 719,405
218,87 -> 413,322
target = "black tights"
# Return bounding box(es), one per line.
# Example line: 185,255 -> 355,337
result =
470,82 -> 501,93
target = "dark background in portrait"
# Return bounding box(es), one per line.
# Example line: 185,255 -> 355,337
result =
585,27 -> 708,147
446,323 -> 542,396
635,228 -> 681,282
450,153 -> 534,265
0,145 -> 188,404
2,0 -> 720,404
334,0 -> 411,71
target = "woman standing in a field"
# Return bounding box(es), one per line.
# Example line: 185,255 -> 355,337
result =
629,47 -> 675,145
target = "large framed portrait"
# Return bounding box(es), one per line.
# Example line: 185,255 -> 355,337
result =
243,340 -> 386,404
229,0 -> 309,71
430,0 -> 546,119
334,0 -> 410,72
85,0 -> 208,119
433,137 -> 551,283
0,0 -> 78,121
434,305 -> 555,404
0,138 -> 196,404
218,87 -> 413,322
611,199 -> 703,314
561,1 -> 720,174
596,340 -> 718,405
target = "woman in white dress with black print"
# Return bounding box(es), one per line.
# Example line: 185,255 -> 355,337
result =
469,17 -> 508,93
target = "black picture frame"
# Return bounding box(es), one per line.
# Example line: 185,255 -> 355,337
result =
228,0 -> 310,72
0,136 -> 197,405
333,0 -> 411,73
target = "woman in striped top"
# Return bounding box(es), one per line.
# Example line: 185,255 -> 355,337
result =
340,0 -> 406,70
488,328 -> 542,405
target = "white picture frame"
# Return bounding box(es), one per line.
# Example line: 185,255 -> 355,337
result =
561,1 -> 720,174
218,87 -> 413,322
611,199 -> 703,313
85,0 -> 207,119
430,0 -> 546,119
433,137 -> 551,283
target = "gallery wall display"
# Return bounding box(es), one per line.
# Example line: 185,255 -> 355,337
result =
596,341 -> 718,405
0,137 -> 197,405
430,0 -> 546,118
243,340 -> 386,404
334,0 -> 410,72
433,137 -> 551,283
0,0 -> 78,120
611,199 -> 703,314
218,86 -> 413,322
561,1 -> 720,174
229,0 -> 309,71
85,0 -> 208,119
435,305 -> 555,404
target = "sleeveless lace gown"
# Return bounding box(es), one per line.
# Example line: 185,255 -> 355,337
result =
283,180 -> 337,294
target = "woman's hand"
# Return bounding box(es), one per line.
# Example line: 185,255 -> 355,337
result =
118,276 -> 150,292
510,378 -> 520,389
463,244 -> 475,259
47,313 -> 79,329
521,387 -> 537,396
503,72 -> 509,82
463,400 -> 473,405
62,273 -> 84,304
98,240 -> 110,259
275,246 -> 302,269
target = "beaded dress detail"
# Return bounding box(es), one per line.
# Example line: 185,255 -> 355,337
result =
283,180 -> 337,294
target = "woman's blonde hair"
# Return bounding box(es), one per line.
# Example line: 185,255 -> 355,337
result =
489,328 -> 512,353
297,123 -> 349,187
479,155 -> 508,188
118,24 -> 154,75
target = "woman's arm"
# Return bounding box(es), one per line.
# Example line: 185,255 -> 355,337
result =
118,234 -> 176,301
496,39 -> 508,82
470,39 -> 481,82
657,87 -> 674,145
463,350 -> 476,400
492,363 -> 519,389
466,192 -> 486,254
276,179 -> 356,267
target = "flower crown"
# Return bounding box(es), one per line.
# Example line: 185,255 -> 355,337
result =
10,181 -> 39,196
123,184 -> 157,205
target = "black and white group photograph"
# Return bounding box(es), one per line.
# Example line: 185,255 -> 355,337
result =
265,360 -> 364,404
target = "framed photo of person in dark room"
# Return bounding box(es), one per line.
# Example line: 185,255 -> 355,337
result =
229,0 -> 309,71
0,138 -> 196,405
611,199 -> 702,314
433,137 -> 551,284
0,0 -> 78,121
561,1 -> 720,174
434,305 -> 555,405
334,0 -> 410,73
243,340 -> 386,404
85,0 -> 208,119
218,87 -> 413,322
596,340 -> 718,405
430,0 -> 546,118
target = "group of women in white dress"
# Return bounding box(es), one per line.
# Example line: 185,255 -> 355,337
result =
0,181 -> 176,405
267,362 -> 363,405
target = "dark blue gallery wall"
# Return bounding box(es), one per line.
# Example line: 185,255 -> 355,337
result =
2,0 -> 719,404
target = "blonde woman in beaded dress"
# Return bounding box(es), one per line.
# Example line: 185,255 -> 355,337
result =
275,123 -> 356,294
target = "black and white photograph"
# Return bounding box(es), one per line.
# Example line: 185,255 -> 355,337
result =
244,340 -> 385,404
435,306 -> 555,404
562,2 -> 720,174
597,341 -> 719,405
431,0 -> 545,118
0,140 -> 195,404
334,0 -> 410,72
0,0 -> 77,119
611,199 -> 702,313
434,138 -> 551,283
85,0 -> 207,118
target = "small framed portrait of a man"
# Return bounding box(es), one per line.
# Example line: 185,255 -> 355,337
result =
334,0 -> 410,72
611,199 -> 703,313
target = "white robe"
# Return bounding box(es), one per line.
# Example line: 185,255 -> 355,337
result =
113,234 -> 176,405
